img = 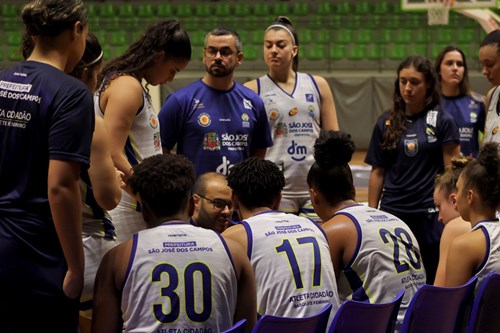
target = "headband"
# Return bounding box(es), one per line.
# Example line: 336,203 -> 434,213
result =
77,50 -> 104,70
84,50 -> 104,67
265,24 -> 296,45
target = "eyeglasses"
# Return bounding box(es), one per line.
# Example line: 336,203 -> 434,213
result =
204,46 -> 237,58
197,194 -> 233,210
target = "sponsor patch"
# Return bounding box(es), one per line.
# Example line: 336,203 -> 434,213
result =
197,113 -> 211,127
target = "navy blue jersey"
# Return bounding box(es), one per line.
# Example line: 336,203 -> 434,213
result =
0,61 -> 93,323
159,80 -> 272,176
365,108 -> 459,214
440,93 -> 485,157
0,61 -> 94,218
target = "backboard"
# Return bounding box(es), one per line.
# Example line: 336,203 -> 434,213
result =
402,0 -> 497,10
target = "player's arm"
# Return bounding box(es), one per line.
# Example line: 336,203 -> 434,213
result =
483,87 -> 495,134
434,221 -> 470,286
321,216 -> 357,280
222,224 -> 249,254
314,75 -> 339,131
88,116 -> 123,210
444,231 -> 485,287
442,142 -> 460,168
368,166 -> 385,208
48,159 -> 84,299
100,76 -> 144,182
224,238 -> 257,332
92,241 -> 132,333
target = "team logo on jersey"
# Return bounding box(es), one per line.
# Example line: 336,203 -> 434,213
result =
149,114 -> 159,129
153,132 -> 161,151
192,98 -> 205,110
305,94 -> 314,102
241,113 -> 250,128
493,126 -> 499,135
426,127 -> 437,143
243,99 -> 252,109
198,113 -> 211,127
274,122 -> 288,138
308,105 -> 315,118
203,132 -> 221,151
289,108 -> 299,116
467,100 -> 480,110
404,139 -> 418,157
269,109 -> 279,121
288,140 -> 307,161
470,112 -> 478,124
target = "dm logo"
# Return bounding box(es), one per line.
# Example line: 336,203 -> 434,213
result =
198,113 -> 211,127
288,140 -> 307,161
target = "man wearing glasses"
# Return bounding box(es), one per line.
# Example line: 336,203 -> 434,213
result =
159,28 -> 272,176
191,172 -> 233,233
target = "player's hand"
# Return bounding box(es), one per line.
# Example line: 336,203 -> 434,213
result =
63,269 -> 83,299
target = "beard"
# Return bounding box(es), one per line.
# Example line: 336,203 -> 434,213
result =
205,62 -> 234,78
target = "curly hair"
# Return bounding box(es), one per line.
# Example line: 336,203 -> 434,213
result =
98,20 -> 191,95
226,157 -> 285,210
434,155 -> 473,196
128,154 -> 195,217
461,143 -> 500,210
22,0 -> 88,37
382,56 -> 440,149
307,130 -> 356,204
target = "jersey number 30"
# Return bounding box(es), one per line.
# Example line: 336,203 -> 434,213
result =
151,262 -> 211,323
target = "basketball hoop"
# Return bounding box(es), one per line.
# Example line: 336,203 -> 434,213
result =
426,0 -> 455,25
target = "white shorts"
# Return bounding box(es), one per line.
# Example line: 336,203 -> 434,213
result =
279,195 -> 321,222
80,235 -> 118,319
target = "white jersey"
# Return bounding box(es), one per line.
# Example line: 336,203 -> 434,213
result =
485,86 -> 500,144
471,219 -> 500,291
257,73 -> 321,199
334,205 -> 426,327
122,223 -> 237,333
243,210 -> 340,320
95,85 -> 162,242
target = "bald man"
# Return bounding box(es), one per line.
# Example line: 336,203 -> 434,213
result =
191,172 -> 233,233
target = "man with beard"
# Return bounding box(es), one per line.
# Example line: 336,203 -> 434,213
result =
159,28 -> 272,177
191,172 -> 233,233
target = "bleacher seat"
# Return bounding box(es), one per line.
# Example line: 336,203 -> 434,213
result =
234,3 -> 251,17
354,2 -> 371,15
304,45 -> 326,61
316,3 -> 334,16
292,3 -> 309,17
335,29 -> 353,44
195,3 -> 212,17
110,32 -> 127,47
329,45 -> 347,60
389,44 -> 408,60
1,4 -> 19,17
348,45 -> 367,60
243,45 -> 260,61
118,4 -> 135,18
214,3 -> 231,17
97,3 -> 115,18
156,4 -> 174,18
395,29 -> 413,43
336,2 -> 353,15
176,4 -> 193,18
6,32 -> 21,47
356,29 -> 374,44
272,2 -> 290,17
136,4 -> 154,18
